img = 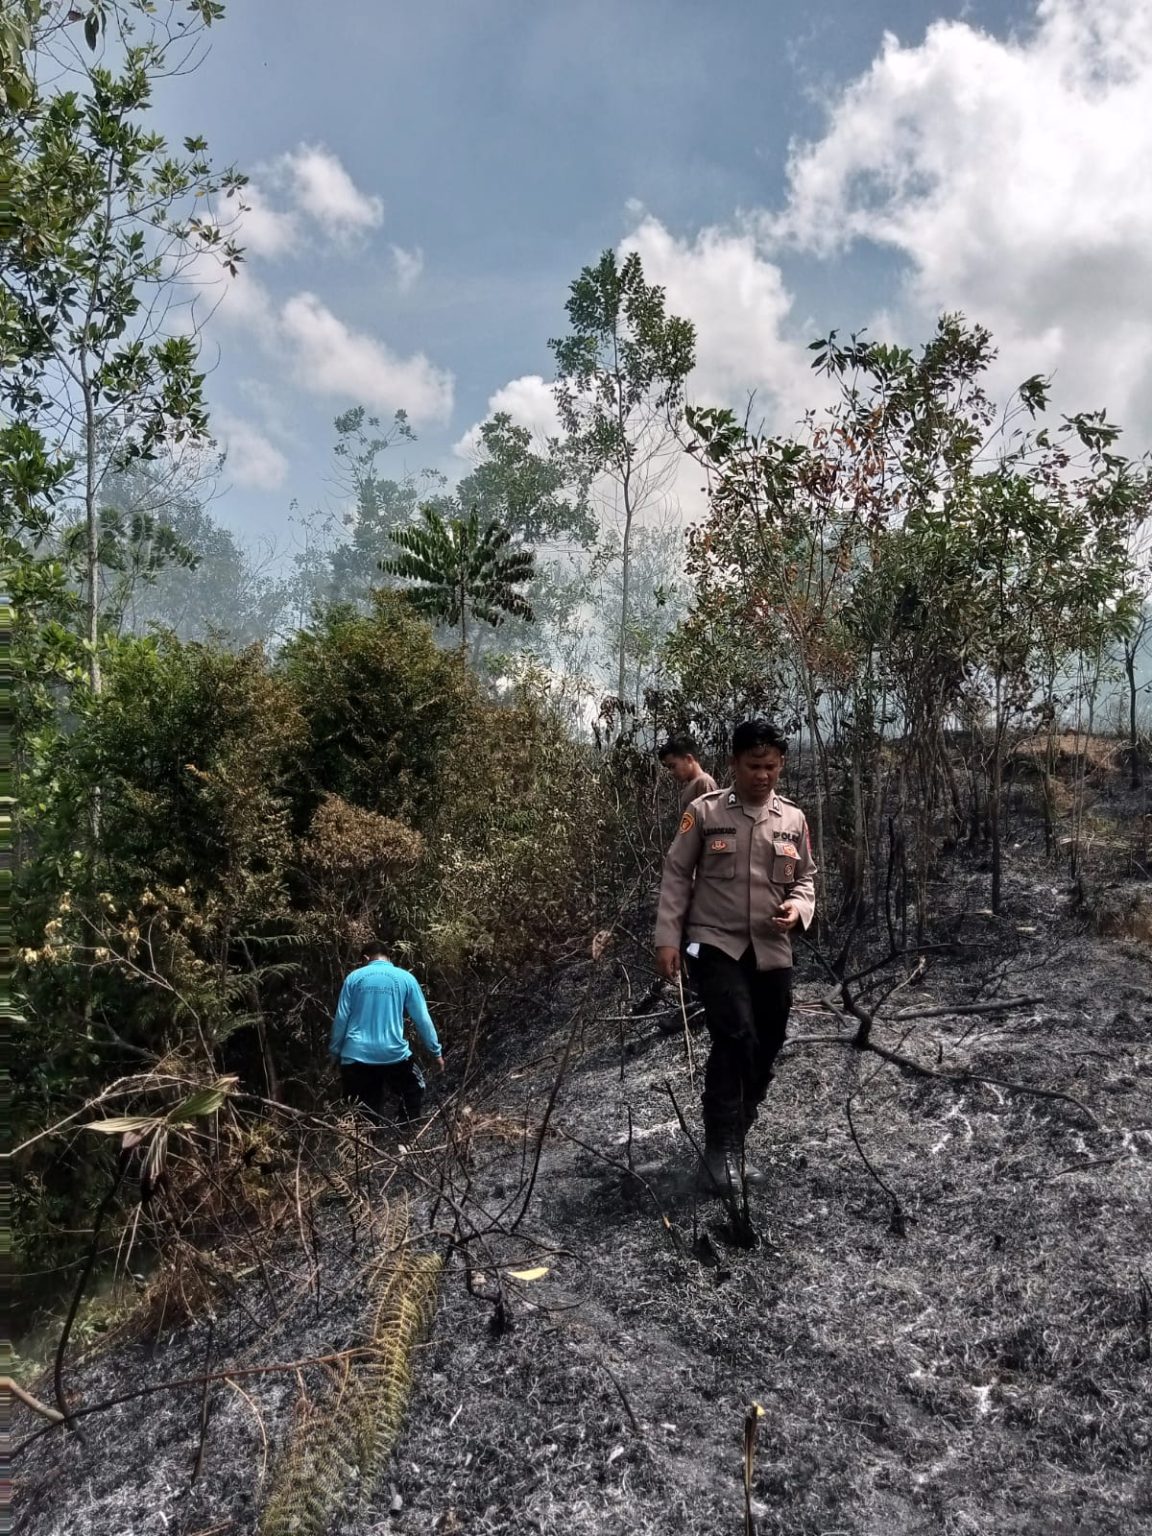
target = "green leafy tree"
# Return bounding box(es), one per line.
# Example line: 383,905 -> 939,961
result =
456,411 -> 594,547
288,407 -> 444,621
0,0 -> 37,113
1,0 -> 245,692
278,591 -> 480,834
682,316 -> 1149,930
95,456 -> 291,644
323,406 -> 427,598
62,502 -> 199,628
441,412 -> 595,675
381,504 -> 535,653
953,417 -> 1148,905
551,250 -> 695,702
1,3 -> 79,706
295,407 -> 592,639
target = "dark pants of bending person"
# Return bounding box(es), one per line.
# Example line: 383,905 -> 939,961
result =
340,1057 -> 426,1124
689,945 -> 792,1145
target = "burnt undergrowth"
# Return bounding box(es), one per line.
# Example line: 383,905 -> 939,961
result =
12,804 -> 1152,1536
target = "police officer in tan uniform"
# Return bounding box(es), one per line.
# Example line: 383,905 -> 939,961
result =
658,733 -> 719,811
655,719 -> 816,1193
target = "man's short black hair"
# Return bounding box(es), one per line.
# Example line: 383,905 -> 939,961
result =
731,719 -> 789,756
658,733 -> 699,761
361,939 -> 389,959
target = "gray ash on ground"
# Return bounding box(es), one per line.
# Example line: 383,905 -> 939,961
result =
15,853 -> 1152,1535
390,873 -> 1151,1534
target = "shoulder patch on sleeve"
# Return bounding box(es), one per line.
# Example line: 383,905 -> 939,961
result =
678,810 -> 695,834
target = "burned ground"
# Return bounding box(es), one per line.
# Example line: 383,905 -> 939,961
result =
14,848 -> 1152,1536
389,861 -> 1151,1536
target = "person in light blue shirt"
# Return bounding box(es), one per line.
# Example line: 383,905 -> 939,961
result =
329,941 -> 444,1123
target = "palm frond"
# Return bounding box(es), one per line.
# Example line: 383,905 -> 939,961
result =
381,502 -> 537,640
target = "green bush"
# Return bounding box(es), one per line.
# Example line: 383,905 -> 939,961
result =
13,611 -> 644,1309
280,593 -> 475,827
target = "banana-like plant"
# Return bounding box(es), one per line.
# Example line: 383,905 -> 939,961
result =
380,504 -> 535,651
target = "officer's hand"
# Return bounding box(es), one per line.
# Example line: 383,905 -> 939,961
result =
772,900 -> 801,932
655,946 -> 681,981
433,1054 -> 446,1074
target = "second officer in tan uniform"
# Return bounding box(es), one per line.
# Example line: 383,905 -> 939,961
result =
655,719 -> 816,1193
658,733 -> 719,810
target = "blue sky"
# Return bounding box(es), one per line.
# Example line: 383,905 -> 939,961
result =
151,0 -> 1152,546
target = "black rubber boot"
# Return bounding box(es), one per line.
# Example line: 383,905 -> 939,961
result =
695,1142 -> 735,1195
734,1142 -> 767,1186
736,1103 -> 768,1185
696,1132 -> 767,1193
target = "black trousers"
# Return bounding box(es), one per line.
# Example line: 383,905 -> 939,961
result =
689,945 -> 792,1144
340,1058 -> 426,1124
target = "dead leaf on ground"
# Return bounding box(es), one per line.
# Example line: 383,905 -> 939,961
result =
591,928 -> 614,960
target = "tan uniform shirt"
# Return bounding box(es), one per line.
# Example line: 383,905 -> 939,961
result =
679,770 -> 718,810
655,787 -> 817,971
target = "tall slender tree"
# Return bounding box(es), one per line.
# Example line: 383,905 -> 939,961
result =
550,251 -> 694,702
1,0 -> 245,692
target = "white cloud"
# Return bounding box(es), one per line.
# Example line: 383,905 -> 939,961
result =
452,225 -> 818,527
391,244 -> 425,293
234,146 -> 385,262
280,292 -> 453,424
217,265 -> 278,331
451,374 -> 560,459
237,185 -> 300,260
621,215 -> 818,427
214,410 -> 289,491
182,243 -> 277,336
279,144 -> 383,238
237,376 -> 293,441
453,217 -> 822,468
189,254 -> 453,426
459,221 -> 821,458
464,0 -> 1152,490
770,0 -> 1152,429
487,374 -> 561,437
186,146 -> 450,429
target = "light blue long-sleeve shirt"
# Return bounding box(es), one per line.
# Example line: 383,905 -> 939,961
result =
329,960 -> 441,1065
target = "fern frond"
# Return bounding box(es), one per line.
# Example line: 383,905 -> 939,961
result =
257,1200 -> 441,1536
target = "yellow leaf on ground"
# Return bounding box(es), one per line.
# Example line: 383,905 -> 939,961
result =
507,1266 -> 550,1282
